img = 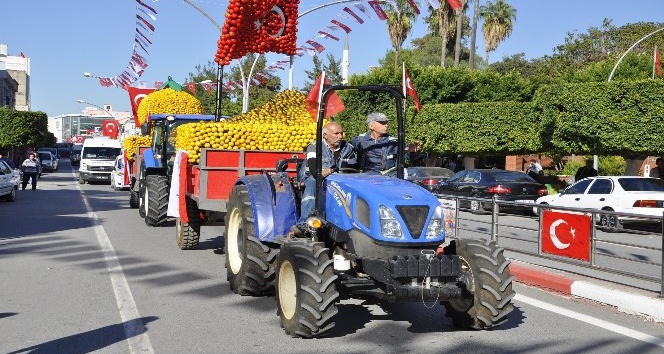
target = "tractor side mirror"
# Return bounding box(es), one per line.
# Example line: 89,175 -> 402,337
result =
140,123 -> 150,136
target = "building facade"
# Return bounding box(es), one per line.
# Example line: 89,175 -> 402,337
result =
0,44 -> 30,111
49,106 -> 132,143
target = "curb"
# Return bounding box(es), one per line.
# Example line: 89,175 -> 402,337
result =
508,262 -> 664,323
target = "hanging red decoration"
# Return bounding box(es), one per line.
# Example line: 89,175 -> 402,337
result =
215,0 -> 300,66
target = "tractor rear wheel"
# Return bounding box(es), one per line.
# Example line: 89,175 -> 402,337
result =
276,239 -> 339,338
129,189 -> 139,208
443,238 -> 515,329
224,185 -> 278,296
176,196 -> 201,250
144,175 -> 169,226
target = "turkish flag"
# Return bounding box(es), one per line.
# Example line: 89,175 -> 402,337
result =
305,72 -> 345,121
403,65 -> 422,112
122,150 -> 131,185
187,83 -> 196,92
102,120 -> 119,139
541,210 -> 591,262
215,1 -> 300,65
447,0 -> 463,10
127,86 -> 155,127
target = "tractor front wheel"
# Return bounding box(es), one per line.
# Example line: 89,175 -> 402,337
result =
276,239 -> 339,338
443,238 -> 515,329
224,185 -> 278,296
129,189 -> 139,208
144,175 -> 169,226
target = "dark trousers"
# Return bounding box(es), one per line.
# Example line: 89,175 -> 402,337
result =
22,172 -> 37,190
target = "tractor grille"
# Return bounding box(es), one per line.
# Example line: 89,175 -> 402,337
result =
395,205 -> 429,239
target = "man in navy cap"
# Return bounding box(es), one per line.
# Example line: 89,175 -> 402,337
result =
350,112 -> 421,173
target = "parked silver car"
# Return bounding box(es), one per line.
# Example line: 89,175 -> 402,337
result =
0,159 -> 20,202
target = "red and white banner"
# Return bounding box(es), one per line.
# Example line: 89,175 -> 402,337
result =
122,150 -> 131,186
541,210 -> 591,262
447,0 -> 463,11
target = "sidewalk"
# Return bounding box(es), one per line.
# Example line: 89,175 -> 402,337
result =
509,261 -> 664,323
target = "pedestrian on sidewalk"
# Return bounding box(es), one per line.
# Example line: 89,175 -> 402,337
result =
21,152 -> 39,190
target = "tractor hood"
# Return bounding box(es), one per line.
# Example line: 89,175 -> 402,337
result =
323,174 -> 445,243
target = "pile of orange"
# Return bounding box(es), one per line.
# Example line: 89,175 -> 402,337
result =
175,90 -> 320,164
122,135 -> 152,161
136,88 -> 204,125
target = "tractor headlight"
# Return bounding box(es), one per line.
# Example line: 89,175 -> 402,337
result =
379,205 -> 403,239
425,205 -> 444,239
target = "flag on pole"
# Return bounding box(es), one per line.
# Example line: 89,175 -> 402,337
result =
123,150 -> 131,186
305,71 -> 345,121
447,0 -> 463,11
403,63 -> 422,112
655,46 -> 662,78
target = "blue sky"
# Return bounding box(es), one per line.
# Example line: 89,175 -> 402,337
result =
2,0 -> 663,117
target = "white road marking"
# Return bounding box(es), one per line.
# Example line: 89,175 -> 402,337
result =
515,294 -> 664,348
75,172 -> 154,354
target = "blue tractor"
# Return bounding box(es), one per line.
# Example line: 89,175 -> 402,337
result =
223,85 -> 515,337
133,114 -> 216,226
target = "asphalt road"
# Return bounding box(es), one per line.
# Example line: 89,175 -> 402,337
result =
1,160 -> 663,354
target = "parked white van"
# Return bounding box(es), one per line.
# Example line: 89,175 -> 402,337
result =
78,137 -> 122,184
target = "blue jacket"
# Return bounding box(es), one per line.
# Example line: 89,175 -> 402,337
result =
350,132 -> 401,173
298,141 -> 357,182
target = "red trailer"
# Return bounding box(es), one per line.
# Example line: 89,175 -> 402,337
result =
175,148 -> 303,249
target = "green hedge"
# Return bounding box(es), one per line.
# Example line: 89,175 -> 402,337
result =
0,107 -> 52,149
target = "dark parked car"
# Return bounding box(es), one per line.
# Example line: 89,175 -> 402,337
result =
436,169 -> 548,213
387,167 -> 455,192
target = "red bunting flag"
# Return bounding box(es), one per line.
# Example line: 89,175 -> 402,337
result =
317,31 -> 340,41
402,63 -> 422,112
447,0 -> 463,10
406,0 -> 420,14
305,72 -> 345,121
342,7 -> 365,24
367,1 -> 387,20
306,39 -> 326,53
330,19 -> 352,33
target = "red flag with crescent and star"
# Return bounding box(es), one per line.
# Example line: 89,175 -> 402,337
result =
541,210 -> 591,261
127,86 -> 155,126
101,120 -> 119,139
402,64 -> 422,112
215,0 -> 300,66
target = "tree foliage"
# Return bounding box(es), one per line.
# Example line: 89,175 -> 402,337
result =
302,53 -> 343,92
0,108 -> 51,150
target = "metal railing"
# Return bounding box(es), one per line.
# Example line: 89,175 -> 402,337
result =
439,194 -> 664,296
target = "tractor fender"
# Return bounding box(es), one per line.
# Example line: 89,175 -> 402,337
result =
236,173 -> 299,243
141,148 -> 167,176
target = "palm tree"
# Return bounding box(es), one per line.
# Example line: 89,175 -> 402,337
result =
383,0 -> 418,68
468,0 -> 481,69
453,0 -> 470,67
480,0 -> 517,63
425,3 -> 456,67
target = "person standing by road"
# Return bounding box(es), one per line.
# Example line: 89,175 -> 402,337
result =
350,112 -> 421,173
575,159 -> 598,181
295,121 -> 356,230
0,151 -> 15,169
650,157 -> 664,179
21,152 -> 39,190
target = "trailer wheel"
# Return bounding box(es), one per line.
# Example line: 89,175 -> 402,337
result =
276,239 -> 339,338
443,238 -> 515,330
144,175 -> 169,226
176,196 -> 201,250
129,190 -> 139,208
225,185 -> 278,296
